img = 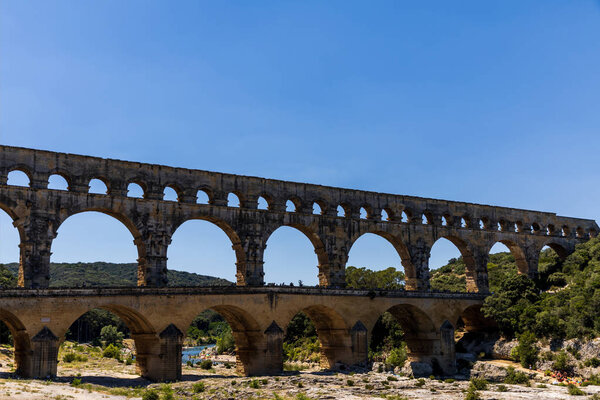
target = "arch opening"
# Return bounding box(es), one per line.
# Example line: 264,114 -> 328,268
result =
51,211 -> 141,287
0,308 -> 31,376
257,196 -> 269,210
59,306 -> 156,379
537,244 -> 567,290
487,242 -> 521,292
196,189 -> 210,204
370,304 -> 436,371
284,306 -> 348,370
227,193 -> 240,208
127,182 -> 144,198
163,186 -> 179,202
263,225 -> 325,286
429,237 -> 474,293
0,207 -> 21,286
6,170 -> 30,187
337,205 -> 346,217
48,174 -> 69,191
88,178 -> 108,195
168,218 -> 240,283
346,232 -> 406,289
312,202 -> 322,215
184,305 -> 260,376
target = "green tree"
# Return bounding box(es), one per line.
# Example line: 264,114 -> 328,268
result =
514,331 -> 538,368
100,325 -> 124,347
345,266 -> 405,290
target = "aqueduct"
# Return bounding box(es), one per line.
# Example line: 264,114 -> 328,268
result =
0,145 -> 597,380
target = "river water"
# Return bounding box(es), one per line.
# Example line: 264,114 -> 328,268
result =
181,344 -> 215,364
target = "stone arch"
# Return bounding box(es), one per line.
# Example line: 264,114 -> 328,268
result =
488,240 -> 529,275
170,215 -> 245,283
457,304 -> 496,333
284,304 -> 351,369
6,167 -> 32,187
182,304 -> 262,375
61,304 -> 158,379
163,183 -> 183,202
87,176 -> 110,194
539,241 -> 569,260
53,208 -> 144,283
431,235 -> 477,292
263,223 -> 328,286
348,231 -> 413,286
0,308 -> 31,377
47,170 -> 72,190
372,304 -> 438,367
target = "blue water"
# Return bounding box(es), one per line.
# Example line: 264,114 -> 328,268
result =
182,344 -> 215,364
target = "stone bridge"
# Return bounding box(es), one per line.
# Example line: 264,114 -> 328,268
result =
0,145 -> 596,292
0,145 -> 597,380
0,287 -> 485,380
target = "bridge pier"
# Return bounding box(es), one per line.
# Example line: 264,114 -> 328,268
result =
30,327 -> 59,378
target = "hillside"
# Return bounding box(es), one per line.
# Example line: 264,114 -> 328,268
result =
432,237 -> 600,340
0,262 -> 232,287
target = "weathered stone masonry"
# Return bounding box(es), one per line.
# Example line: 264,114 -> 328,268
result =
0,145 -> 596,292
0,145 -> 597,381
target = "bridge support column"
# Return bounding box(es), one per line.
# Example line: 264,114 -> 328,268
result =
320,235 -> 349,288
136,231 -> 171,287
134,325 -> 183,382
404,324 -> 457,376
30,327 -> 59,378
263,321 -> 284,374
17,212 -> 56,288
349,321 -> 368,365
524,248 -> 540,281
236,231 -> 265,286
404,238 -> 431,291
467,250 -> 490,293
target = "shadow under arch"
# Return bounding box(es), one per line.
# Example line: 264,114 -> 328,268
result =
263,223 -> 329,286
284,304 -> 351,369
371,303 -> 438,368
183,304 -> 261,376
63,304 -> 158,379
170,215 -> 245,285
0,308 -> 31,377
348,231 -> 413,287
489,240 -> 529,275
539,241 -> 569,260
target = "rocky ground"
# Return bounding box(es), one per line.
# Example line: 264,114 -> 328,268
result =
1,343 -> 600,399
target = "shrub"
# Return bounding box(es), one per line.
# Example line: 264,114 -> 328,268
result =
585,358 -> 600,368
504,367 -> 529,384
387,376 -> 398,381
469,377 -> 488,390
415,378 -> 425,387
346,379 -> 354,386
70,378 -> 82,387
386,344 -> 408,367
249,379 -> 260,389
514,331 -> 538,369
199,359 -> 212,370
141,390 -> 159,400
102,344 -> 121,360
552,351 -> 571,372
496,384 -> 507,392
465,385 -> 481,400
444,378 -> 455,383
62,353 -> 76,363
125,356 -> 133,365
567,384 -> 585,396
365,384 -> 374,390
192,382 -> 205,393
261,378 -> 268,385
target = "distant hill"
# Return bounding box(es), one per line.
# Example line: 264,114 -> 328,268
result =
1,262 -> 232,287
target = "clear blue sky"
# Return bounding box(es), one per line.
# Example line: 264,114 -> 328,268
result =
1,1 -> 599,285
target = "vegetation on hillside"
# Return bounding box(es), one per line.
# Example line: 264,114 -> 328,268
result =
1,262 -> 232,287
482,237 -> 600,340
